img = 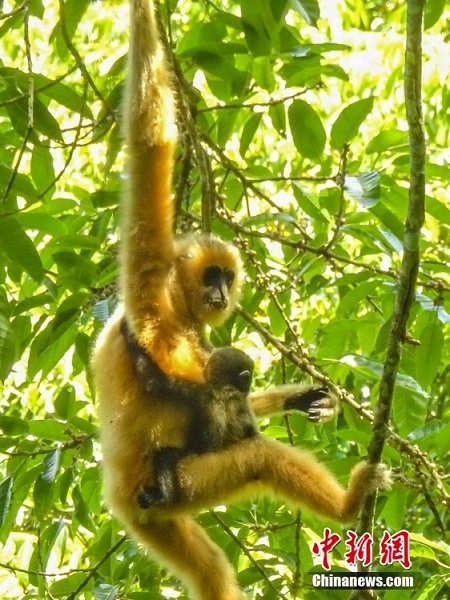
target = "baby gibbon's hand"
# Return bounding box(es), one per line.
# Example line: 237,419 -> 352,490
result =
285,386 -> 338,423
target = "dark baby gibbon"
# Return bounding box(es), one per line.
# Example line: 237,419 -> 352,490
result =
91,1 -> 391,599
119,327 -> 259,507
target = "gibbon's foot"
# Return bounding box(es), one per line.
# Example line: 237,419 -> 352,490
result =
364,461 -> 392,493
137,486 -> 166,509
285,386 -> 338,423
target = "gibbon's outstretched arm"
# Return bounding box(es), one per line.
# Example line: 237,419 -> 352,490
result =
249,383 -> 338,422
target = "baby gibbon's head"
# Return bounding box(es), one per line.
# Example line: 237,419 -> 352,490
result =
171,234 -> 244,326
205,347 -> 254,393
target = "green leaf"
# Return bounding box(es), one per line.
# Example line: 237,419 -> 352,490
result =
41,448 -> 61,483
380,488 -> 408,531
336,280 -> 383,317
0,165 -> 38,204
344,171 -> 381,208
288,99 -> 326,160
92,583 -> 121,600
91,190 -> 120,208
33,472 -> 57,521
370,201 -> 404,241
291,0 -> 321,26
28,420 -> 71,442
49,573 -> 90,597
424,0 -> 446,29
0,309 -> 14,382
51,0 -> 92,59
242,212 -> 295,227
0,416 -> 29,436
0,475 -> 13,527
240,113 -> 262,157
73,484 -> 96,532
33,96 -> 64,142
267,299 -> 286,337
425,195 -> 450,225
393,387 -> 428,438
54,384 -> 76,420
339,355 -> 427,397
330,96 -> 374,150
240,0 -> 272,57
415,321 -> 444,389
16,212 -> 67,237
411,574 -> 447,600
0,216 -> 44,282
30,145 -> 56,192
29,520 -> 65,578
40,79 -> 94,118
253,56 -> 276,92
13,293 -> 54,315
293,183 -> 330,222
366,129 -> 409,154
269,103 -> 286,135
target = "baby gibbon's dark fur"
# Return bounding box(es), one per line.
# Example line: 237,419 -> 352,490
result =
119,323 -> 259,507
92,2 -> 390,599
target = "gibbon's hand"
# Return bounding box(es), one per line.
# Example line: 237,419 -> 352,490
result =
285,386 -> 338,423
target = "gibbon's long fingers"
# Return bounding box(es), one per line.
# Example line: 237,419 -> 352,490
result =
249,384 -> 339,422
128,516 -> 244,600
121,0 -> 177,329
175,437 -> 379,523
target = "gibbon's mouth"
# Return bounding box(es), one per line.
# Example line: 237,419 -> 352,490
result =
206,298 -> 229,310
204,288 -> 229,310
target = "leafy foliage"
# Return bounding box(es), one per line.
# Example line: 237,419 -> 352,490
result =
0,1 -> 449,599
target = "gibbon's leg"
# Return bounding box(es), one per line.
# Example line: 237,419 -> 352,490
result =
128,516 -> 244,600
174,436 -> 390,523
249,384 -> 338,423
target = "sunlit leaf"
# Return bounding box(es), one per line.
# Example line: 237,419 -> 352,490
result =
415,321 -> 444,389
344,170 -> 381,207
291,0 -> 321,26
0,476 -> 13,527
330,96 -> 374,150
288,99 -> 326,160
0,216 -> 43,282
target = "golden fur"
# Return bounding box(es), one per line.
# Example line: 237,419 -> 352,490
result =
92,1 -> 390,599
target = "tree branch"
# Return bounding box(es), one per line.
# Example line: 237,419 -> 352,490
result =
351,1 -> 427,593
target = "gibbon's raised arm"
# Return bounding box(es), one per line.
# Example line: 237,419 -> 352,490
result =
120,0 -> 177,331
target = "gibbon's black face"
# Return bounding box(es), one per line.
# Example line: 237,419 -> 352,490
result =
202,265 -> 235,310
207,348 -> 254,393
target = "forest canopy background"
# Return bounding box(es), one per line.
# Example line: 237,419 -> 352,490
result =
0,0 -> 449,599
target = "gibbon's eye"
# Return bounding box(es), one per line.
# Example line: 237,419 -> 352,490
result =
203,266 -> 222,287
202,266 -> 235,289
224,269 -> 235,288
236,369 -> 252,393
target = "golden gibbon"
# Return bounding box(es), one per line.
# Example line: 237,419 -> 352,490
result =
91,1 -> 391,599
